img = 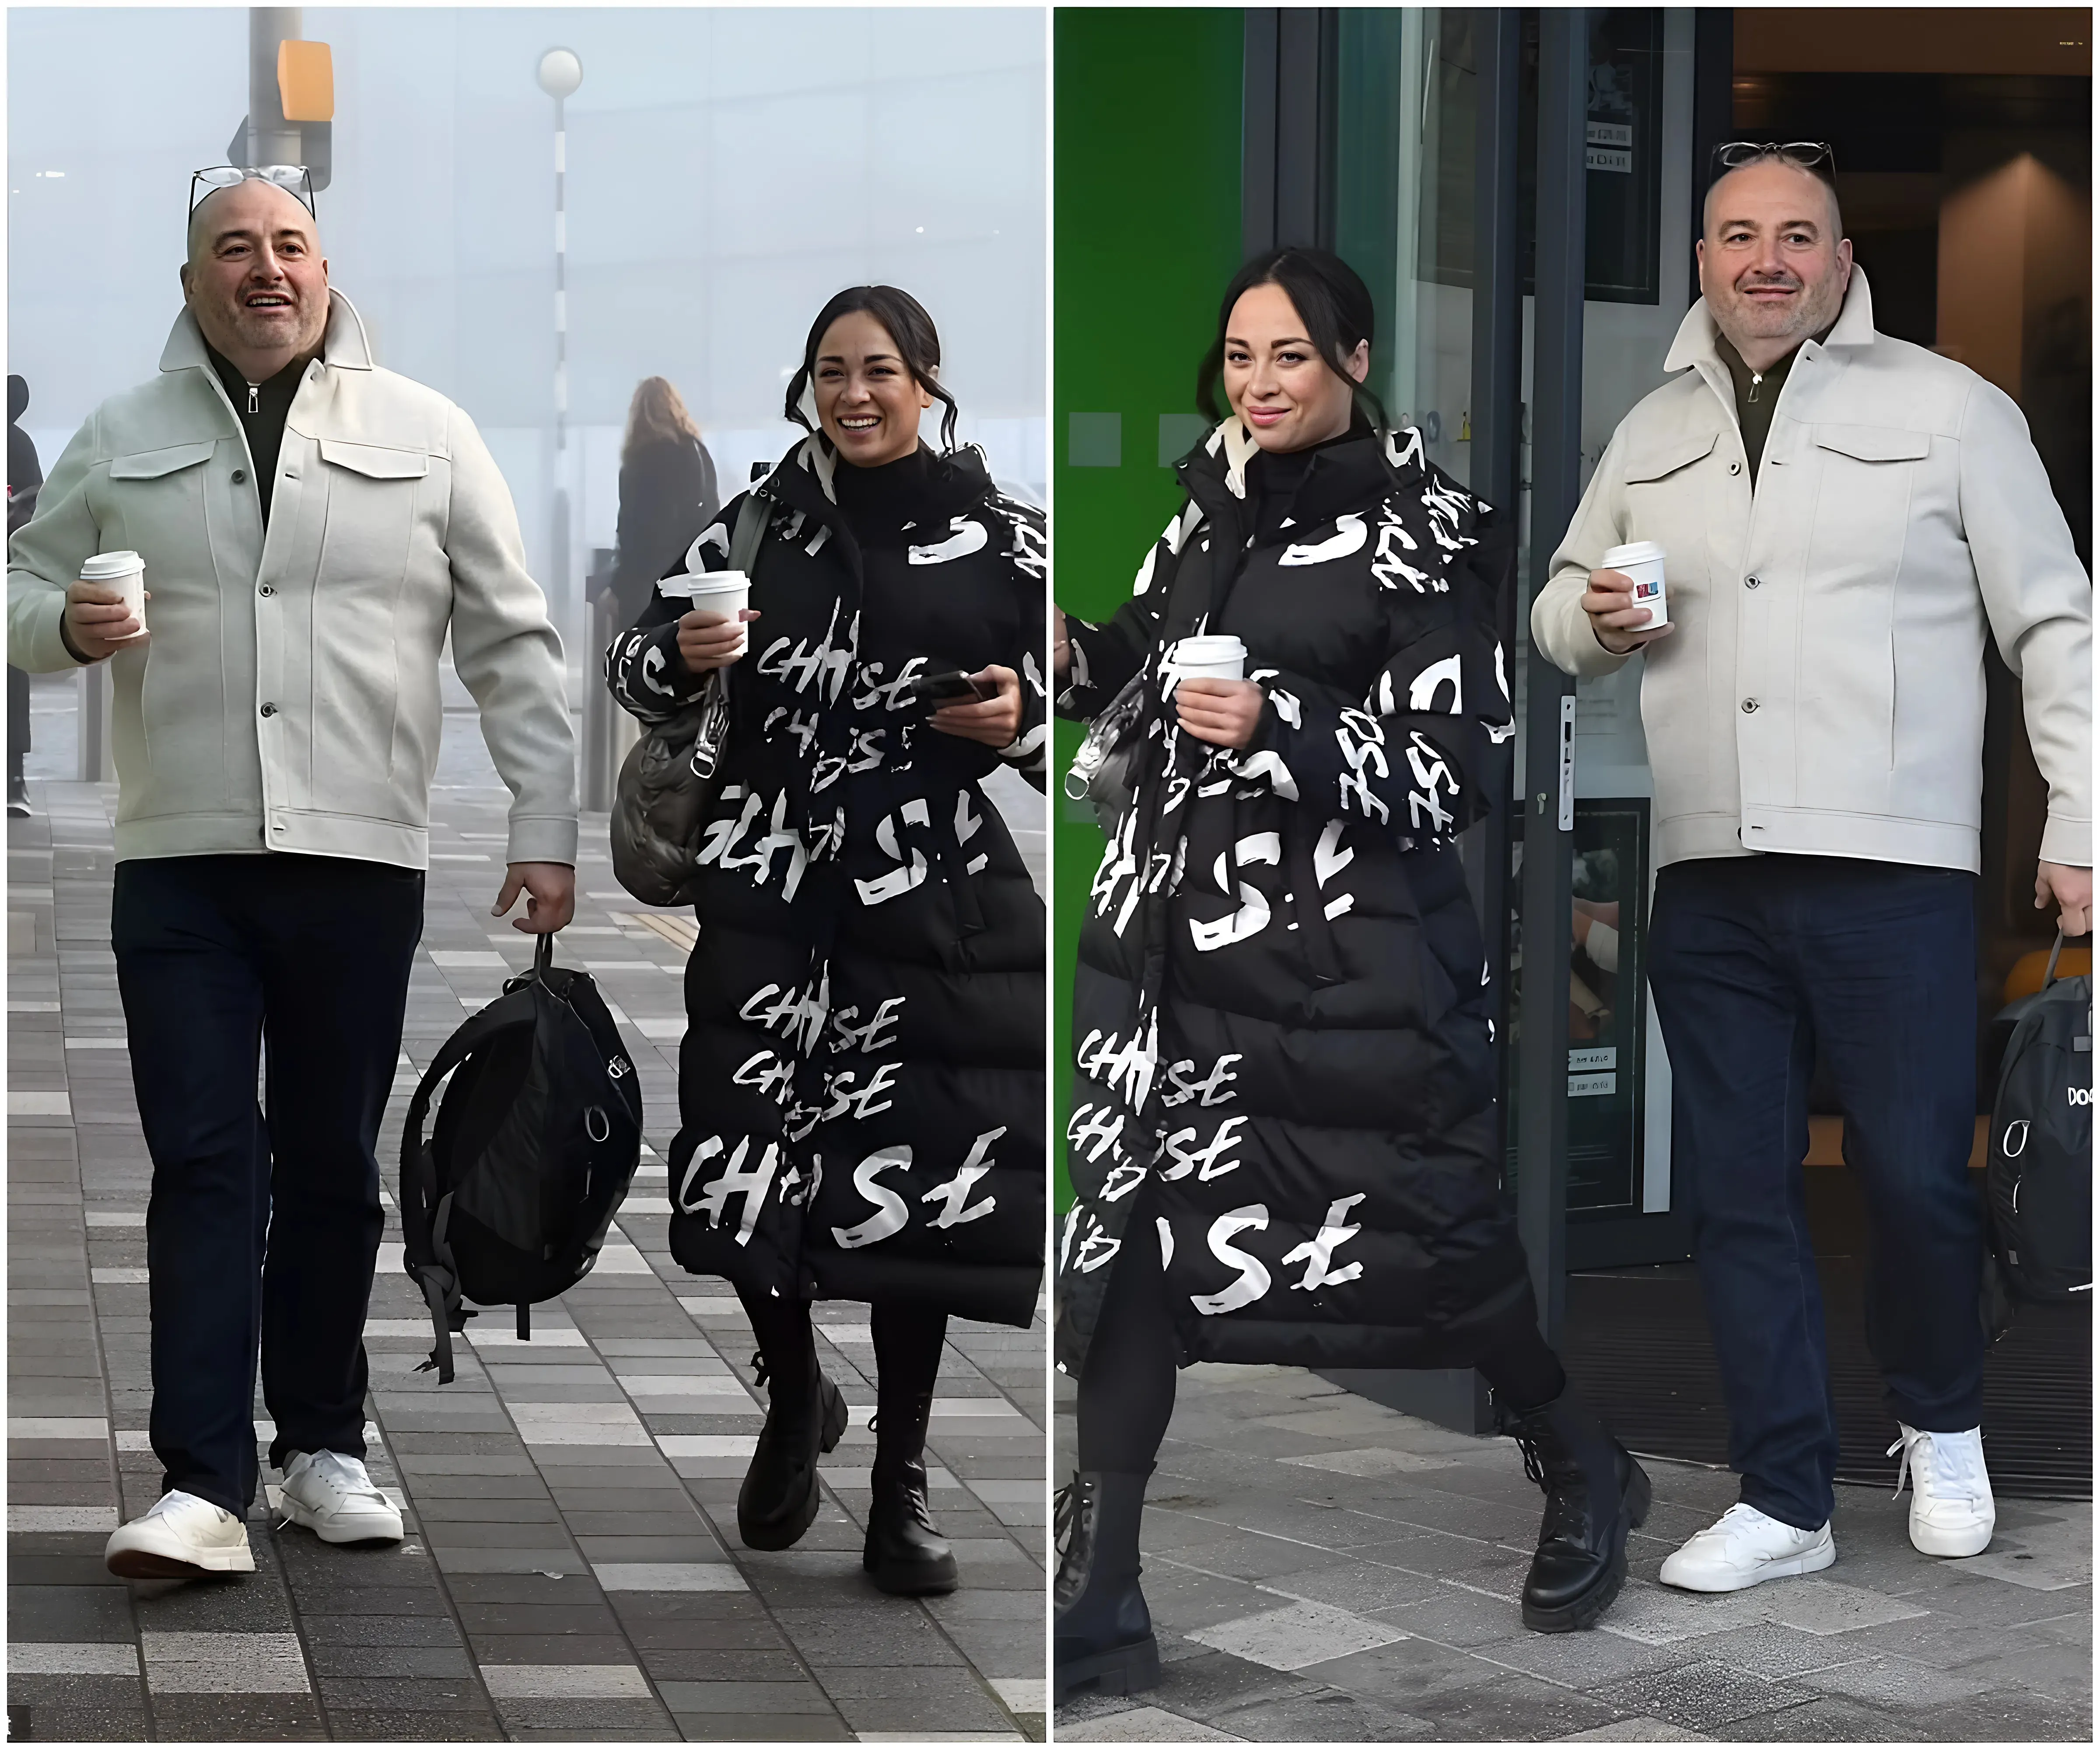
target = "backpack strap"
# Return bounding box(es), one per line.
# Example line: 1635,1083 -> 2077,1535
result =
398,995 -> 536,1383
727,488 -> 770,574
2045,930 -> 2067,988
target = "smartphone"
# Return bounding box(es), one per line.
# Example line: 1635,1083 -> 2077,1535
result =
908,670 -> 993,706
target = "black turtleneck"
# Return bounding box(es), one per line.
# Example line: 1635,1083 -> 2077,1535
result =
205,343 -> 311,527
1246,416 -> 1372,541
831,443 -> 938,545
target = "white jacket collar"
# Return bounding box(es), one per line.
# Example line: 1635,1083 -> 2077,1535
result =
1664,266 -> 1877,374
159,288 -> 374,375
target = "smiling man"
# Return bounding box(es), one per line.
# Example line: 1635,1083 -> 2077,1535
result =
1533,145 -> 2090,1592
6,168 -> 578,1579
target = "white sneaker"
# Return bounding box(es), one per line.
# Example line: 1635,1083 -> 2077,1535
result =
105,1489 -> 256,1578
279,1449 -> 404,1544
1659,1502 -> 1836,1592
1888,1423 -> 1995,1558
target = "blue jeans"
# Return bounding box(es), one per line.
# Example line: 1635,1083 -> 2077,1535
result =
1648,854 -> 1986,1532
113,854 -> 424,1515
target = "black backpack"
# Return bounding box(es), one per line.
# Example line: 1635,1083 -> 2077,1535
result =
1984,934 -> 2093,1307
400,934 -> 645,1380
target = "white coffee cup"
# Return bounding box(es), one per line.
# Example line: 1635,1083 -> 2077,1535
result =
662,569 -> 752,651
1172,634 -> 1247,682
1602,540 -> 1668,630
79,550 -> 147,641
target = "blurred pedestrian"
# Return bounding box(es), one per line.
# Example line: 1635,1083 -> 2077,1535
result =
1535,144 -> 2091,1590
603,376 -> 720,632
6,167 -> 578,1581
7,373 -> 42,816
607,286 -> 1046,1596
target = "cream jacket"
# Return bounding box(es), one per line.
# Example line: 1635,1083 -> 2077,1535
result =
1533,270 -> 2090,873
7,292 -> 577,869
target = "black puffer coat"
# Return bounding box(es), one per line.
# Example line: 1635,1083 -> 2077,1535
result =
609,437 -> 1046,1327
1057,420 -> 1533,1375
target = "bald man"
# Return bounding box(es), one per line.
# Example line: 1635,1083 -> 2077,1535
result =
7,171 -> 579,1579
1533,147 -> 2090,1592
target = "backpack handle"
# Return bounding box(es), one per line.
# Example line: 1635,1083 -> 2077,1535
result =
533,931 -> 554,980
2045,931 -> 2067,988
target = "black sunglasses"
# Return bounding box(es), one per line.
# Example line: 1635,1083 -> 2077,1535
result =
189,164 -> 316,219
1710,140 -> 1838,178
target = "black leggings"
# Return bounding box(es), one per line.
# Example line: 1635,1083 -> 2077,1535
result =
1075,1200 -> 1566,1474
738,1286 -> 948,1439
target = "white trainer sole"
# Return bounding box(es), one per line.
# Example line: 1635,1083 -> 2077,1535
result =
1910,1517 -> 1993,1558
280,1497 -> 404,1545
105,1527 -> 257,1579
1659,1534 -> 1836,1593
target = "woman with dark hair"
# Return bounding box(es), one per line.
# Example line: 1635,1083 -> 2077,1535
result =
603,376 -> 721,632
1052,248 -> 1646,1699
607,287 -> 1046,1597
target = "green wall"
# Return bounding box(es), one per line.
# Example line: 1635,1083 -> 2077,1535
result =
1053,8 -> 1245,1208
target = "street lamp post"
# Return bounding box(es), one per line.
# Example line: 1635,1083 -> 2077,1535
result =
536,48 -> 582,650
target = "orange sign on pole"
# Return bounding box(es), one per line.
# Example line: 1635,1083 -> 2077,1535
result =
277,40 -> 334,123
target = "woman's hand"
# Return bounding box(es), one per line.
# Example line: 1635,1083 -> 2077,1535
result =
1054,606 -> 1071,685
1176,677 -> 1264,749
676,607 -> 759,675
930,665 -> 1023,748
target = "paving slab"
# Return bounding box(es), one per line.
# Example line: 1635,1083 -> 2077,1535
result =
1053,1354 -> 2092,1741
10,734 -> 1046,1743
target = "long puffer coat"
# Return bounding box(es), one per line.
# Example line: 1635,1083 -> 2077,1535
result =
609,437 -> 1046,1328
1057,420 -> 1534,1376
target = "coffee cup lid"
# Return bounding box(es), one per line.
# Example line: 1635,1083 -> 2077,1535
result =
683,570 -> 750,593
80,550 -> 144,580
1176,634 -> 1246,657
1602,540 -> 1665,569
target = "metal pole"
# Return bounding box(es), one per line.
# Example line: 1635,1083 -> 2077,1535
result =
1470,0 -> 1522,1236
1517,7 -> 1587,1348
247,9 -> 303,167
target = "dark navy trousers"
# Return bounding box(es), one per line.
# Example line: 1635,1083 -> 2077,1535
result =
113,854 -> 423,1515
1648,854 -> 1987,1532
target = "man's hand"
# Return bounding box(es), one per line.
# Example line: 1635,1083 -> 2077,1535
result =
930,665 -> 1023,748
1054,606 -> 1071,686
2035,861 -> 2092,938
494,862 -> 576,935
1581,568 -> 1673,656
1176,677 -> 1264,749
676,606 -> 759,675
64,579 -> 147,662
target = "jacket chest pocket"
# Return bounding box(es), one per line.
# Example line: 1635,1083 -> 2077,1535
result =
107,441 -> 217,550
1621,431 -> 1721,601
1803,424 -> 1931,592
314,439 -> 431,599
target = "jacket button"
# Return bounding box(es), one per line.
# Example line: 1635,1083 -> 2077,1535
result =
1729,461 -> 1742,475
259,584 -> 276,597
1741,698 -> 1759,714
259,702 -> 277,718
1745,574 -> 1761,589
232,469 -> 247,484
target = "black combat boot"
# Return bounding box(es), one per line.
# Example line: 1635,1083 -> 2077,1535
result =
737,1348 -> 848,1551
862,1382 -> 959,1596
1054,1471 -> 1159,1705
1507,1387 -> 1651,1632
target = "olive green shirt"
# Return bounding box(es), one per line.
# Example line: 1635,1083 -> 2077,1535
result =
1715,324 -> 1835,483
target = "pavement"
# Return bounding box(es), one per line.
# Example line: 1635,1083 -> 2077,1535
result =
8,672 -> 1048,1743
1050,1362 -> 2092,1743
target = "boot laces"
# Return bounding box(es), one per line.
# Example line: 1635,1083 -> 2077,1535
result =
1053,1471 -> 1085,1561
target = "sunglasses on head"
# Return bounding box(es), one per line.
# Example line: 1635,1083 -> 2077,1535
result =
189,164 -> 316,218
1711,140 -> 1838,177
